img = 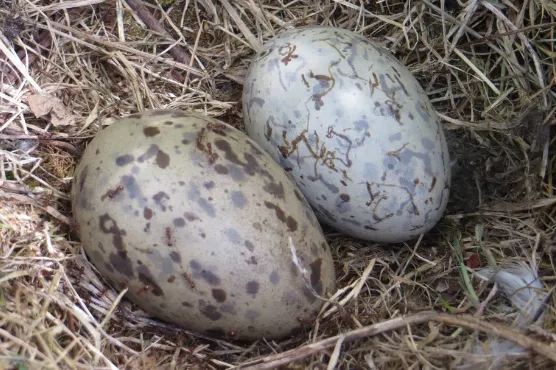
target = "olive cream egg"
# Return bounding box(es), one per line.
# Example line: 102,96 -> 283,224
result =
71,110 -> 336,340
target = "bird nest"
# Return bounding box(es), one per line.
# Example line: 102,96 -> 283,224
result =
1,0 -> 555,369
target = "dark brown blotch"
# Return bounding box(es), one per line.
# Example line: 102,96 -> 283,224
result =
143,126 -> 160,137
200,304 -> 222,321
99,214 -> 125,250
155,150 -> 170,169
212,289 -> 227,303
263,181 -> 285,199
214,139 -> 242,166
214,164 -> 229,175
246,281 -> 259,297
190,260 -> 222,285
264,201 -> 286,223
340,193 -> 350,202
137,265 -> 164,296
286,216 -> 298,232
244,240 -> 255,252
244,152 -> 272,179
167,275 -> 176,283
109,250 -> 134,277
143,207 -> 153,220
309,258 -> 323,295
78,165 -> 89,192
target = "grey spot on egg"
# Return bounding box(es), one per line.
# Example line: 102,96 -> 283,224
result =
224,228 -> 242,244
421,138 -> 435,151
307,174 -> 339,194
270,270 -> 280,285
230,191 -> 248,208
169,251 -> 181,263
198,198 -> 216,217
152,191 -> 170,211
120,175 -> 143,201
248,97 -> 265,109
245,309 -> 260,322
173,217 -> 185,227
221,303 -> 236,315
389,132 -> 402,142
228,165 -> 246,182
116,154 -> 134,166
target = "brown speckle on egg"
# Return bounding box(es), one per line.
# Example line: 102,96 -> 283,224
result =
143,126 -> 160,137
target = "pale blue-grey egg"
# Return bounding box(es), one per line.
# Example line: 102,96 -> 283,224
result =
243,26 -> 451,243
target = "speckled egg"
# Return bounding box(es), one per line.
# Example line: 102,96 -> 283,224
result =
71,110 -> 336,341
243,26 -> 451,243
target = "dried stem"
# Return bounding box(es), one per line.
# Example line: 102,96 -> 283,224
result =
238,311 -> 556,369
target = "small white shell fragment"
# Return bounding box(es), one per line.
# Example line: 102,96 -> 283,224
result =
71,110 -> 336,340
243,26 -> 451,243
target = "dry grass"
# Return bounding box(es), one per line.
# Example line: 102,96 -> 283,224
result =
1,0 -> 555,369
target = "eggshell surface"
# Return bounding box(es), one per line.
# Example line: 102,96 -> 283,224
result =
71,110 -> 336,340
243,26 -> 451,243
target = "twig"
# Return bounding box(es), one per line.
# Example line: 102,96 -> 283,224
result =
4,31 -> 53,85
459,22 -> 556,47
236,311 -> 556,369
31,18 -> 202,77
41,140 -> 82,156
480,0 -> 547,108
125,0 -> 192,66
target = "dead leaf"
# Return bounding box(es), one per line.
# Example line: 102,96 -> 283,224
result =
27,94 -> 78,127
